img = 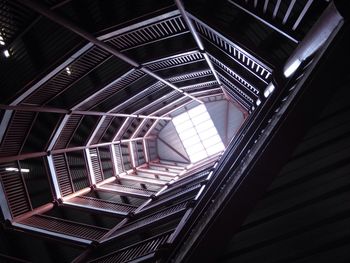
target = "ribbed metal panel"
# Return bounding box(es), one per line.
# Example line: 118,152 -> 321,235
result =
90,116 -> 113,145
19,214 -> 108,241
113,144 -> 124,174
192,15 -> 272,81
112,201 -> 187,238
145,51 -> 204,71
100,117 -> 126,143
147,140 -> 158,161
67,196 -> 136,215
54,115 -> 83,150
120,143 -> 132,171
89,148 -> 103,183
22,112 -> 61,153
99,147 -> 114,179
99,183 -> 155,198
0,111 -> 36,157
77,70 -> 145,111
20,157 -> 53,208
66,151 -> 90,191
24,46 -> 109,105
210,55 -> 259,96
106,15 -> 187,51
52,154 -> 73,196
0,163 -> 31,218
91,232 -> 171,263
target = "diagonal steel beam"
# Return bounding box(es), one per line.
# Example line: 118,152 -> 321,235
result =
0,104 -> 171,120
175,0 -> 229,99
19,0 -> 202,104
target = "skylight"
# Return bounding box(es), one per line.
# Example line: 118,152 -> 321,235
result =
173,104 -> 225,163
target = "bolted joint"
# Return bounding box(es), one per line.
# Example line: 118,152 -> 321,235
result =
150,194 -> 158,200
127,211 -> 135,219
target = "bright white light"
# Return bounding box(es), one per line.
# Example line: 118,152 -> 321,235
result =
0,34 -> 4,46
90,153 -> 98,157
264,83 -> 275,98
256,99 -> 261,106
66,67 -> 72,75
5,167 -> 30,173
173,104 -> 225,163
3,49 -> 10,58
284,59 -> 301,78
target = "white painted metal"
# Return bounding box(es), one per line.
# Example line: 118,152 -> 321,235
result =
85,148 -> 96,185
46,155 -> 62,199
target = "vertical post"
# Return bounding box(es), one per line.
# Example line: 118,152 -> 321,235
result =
110,144 -> 120,177
46,155 -> 62,200
143,138 -> 150,163
84,148 -> 96,186
129,141 -> 136,168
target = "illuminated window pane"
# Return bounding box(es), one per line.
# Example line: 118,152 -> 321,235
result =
206,143 -> 225,155
179,128 -> 197,140
173,104 -> 225,163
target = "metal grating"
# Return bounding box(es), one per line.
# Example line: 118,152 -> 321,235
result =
89,116 -> 113,145
228,0 -> 320,34
111,81 -> 166,114
209,54 -> 259,95
219,73 -> 253,109
111,201 -> 188,238
66,196 -> 136,215
0,164 -> 31,218
99,146 -> 114,179
191,15 -> 272,81
54,115 -> 83,150
99,183 -> 155,198
23,46 -> 110,105
145,51 -> 204,71
66,151 -> 90,191
52,154 -> 73,196
113,144 -> 124,174
159,183 -> 201,202
89,148 -> 104,183
106,15 -> 188,51
167,69 -> 213,83
19,214 -> 108,241
0,111 -> 36,157
77,70 -> 145,111
91,232 -> 171,263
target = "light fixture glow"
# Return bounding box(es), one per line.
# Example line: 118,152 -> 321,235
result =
0,34 -> 4,46
264,83 -> 275,98
173,104 -> 225,163
256,99 -> 261,106
283,59 -> 301,78
5,167 -> 30,173
3,49 -> 10,58
65,67 -> 72,75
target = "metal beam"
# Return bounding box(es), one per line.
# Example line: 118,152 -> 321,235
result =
19,0 -> 202,104
227,0 -> 299,43
175,0 -> 229,99
0,104 -> 171,120
0,137 -> 155,164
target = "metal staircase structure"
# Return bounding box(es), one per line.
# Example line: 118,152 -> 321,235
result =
0,0 -> 349,262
